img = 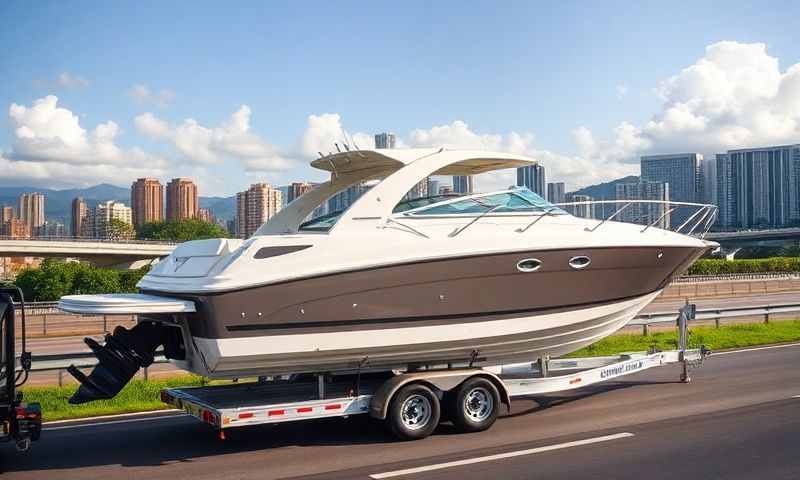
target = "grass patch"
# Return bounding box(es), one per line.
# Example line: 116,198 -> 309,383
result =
569,320 -> 800,357
22,320 -> 800,422
21,374 -> 205,422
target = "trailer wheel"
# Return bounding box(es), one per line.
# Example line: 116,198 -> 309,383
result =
387,383 -> 440,441
450,377 -> 499,433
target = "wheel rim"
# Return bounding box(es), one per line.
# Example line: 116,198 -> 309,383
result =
463,387 -> 494,422
400,394 -> 432,430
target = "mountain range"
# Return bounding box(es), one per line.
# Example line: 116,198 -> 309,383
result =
0,184 -> 236,225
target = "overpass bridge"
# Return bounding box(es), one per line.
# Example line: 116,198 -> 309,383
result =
705,227 -> 800,243
0,236 -> 176,268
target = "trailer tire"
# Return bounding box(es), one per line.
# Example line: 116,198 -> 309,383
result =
450,377 -> 499,433
387,383 -> 440,441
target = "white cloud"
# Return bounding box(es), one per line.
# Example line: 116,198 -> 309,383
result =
301,113 -> 374,158
405,120 -> 636,192
134,105 -> 294,172
616,83 -> 628,99
56,72 -> 90,89
3,95 -> 169,187
614,41 -> 800,155
129,83 -> 175,107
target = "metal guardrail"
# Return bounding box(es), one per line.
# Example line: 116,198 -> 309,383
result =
24,302 -> 800,384
673,272 -> 800,283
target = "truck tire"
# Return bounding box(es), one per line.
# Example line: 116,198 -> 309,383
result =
449,377 -> 499,433
387,383 -> 440,440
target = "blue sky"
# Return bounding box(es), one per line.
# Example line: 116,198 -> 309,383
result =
2,1 -> 800,195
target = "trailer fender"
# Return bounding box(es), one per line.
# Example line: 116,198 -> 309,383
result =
369,369 -> 511,420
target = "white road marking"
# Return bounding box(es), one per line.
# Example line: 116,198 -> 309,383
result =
713,343 -> 800,356
792,395 -> 800,399
44,412 -> 186,431
369,432 -> 634,479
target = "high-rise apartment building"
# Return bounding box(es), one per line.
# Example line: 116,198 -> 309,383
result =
427,179 -> 440,198
715,144 -> 800,229
374,132 -> 396,149
615,181 -> 670,228
565,193 -> 595,219
235,183 -> 283,238
640,153 -> 702,228
166,178 -> 198,221
452,175 -> 474,195
546,182 -> 566,204
91,201 -> 133,239
1,218 -> 30,238
326,183 -> 371,214
287,182 -> 314,204
131,177 -> 164,228
18,192 -> 45,236
71,197 -> 88,237
1,206 -> 14,224
198,208 -> 215,223
516,165 -> 546,196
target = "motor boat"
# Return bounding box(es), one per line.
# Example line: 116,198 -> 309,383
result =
58,147 -> 718,403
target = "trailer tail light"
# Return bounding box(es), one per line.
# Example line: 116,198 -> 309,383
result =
15,406 -> 40,421
202,410 -> 217,425
238,412 -> 254,419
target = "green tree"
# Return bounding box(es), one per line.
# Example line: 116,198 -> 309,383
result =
107,218 -> 135,241
137,218 -> 228,242
13,259 -> 149,301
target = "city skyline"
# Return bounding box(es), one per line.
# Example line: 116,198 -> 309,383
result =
3,4 -> 800,197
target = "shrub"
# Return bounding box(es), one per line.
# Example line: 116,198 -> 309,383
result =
688,257 -> 800,275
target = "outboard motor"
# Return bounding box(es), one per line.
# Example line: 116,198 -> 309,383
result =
67,322 -> 169,404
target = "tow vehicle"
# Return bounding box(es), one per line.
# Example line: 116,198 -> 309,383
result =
0,287 -> 41,451
160,303 -> 708,440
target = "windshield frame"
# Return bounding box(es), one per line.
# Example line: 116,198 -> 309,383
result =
397,187 -> 568,218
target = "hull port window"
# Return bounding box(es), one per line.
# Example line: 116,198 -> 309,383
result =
516,258 -> 542,272
569,256 -> 591,270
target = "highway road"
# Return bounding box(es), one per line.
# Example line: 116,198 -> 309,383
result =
3,342 -> 798,479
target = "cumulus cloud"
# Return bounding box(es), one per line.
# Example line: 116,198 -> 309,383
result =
129,83 -> 175,107
134,105 -> 293,171
2,95 -> 169,187
616,41 -> 800,155
301,113 -> 374,157
406,120 -> 636,192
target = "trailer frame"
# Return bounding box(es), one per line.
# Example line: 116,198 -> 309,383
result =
161,303 -> 708,440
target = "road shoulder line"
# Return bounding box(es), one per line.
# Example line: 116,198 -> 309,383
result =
369,432 -> 634,479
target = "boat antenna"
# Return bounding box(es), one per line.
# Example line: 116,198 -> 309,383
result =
317,152 -> 325,158
334,143 -> 342,153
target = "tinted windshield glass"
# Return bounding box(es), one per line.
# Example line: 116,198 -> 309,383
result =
406,188 -> 566,216
298,193 -> 465,231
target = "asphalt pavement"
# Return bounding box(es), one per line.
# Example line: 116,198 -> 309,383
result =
3,342 -> 798,479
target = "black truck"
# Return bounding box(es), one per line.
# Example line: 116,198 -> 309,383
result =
0,287 -> 40,451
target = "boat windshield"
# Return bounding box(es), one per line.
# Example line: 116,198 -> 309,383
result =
402,187 -> 567,216
298,193 -> 463,232
298,187 -> 565,232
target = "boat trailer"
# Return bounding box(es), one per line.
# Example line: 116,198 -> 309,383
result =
161,303 -> 709,441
